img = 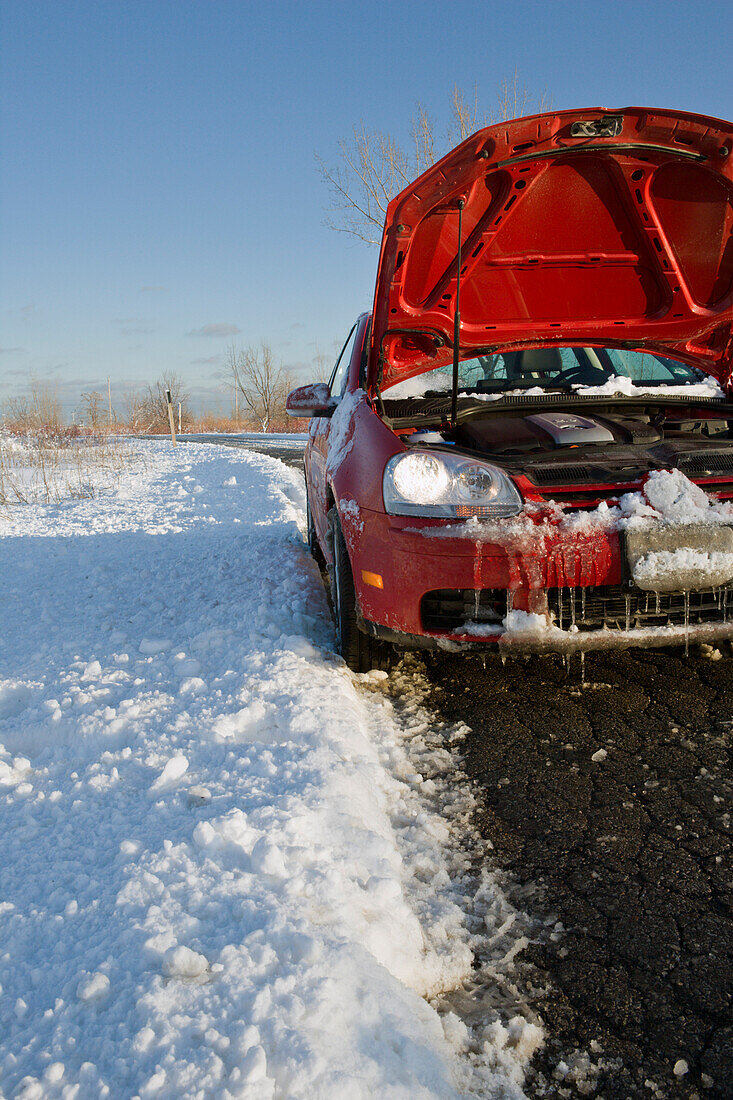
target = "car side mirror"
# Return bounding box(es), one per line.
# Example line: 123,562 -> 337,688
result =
285,382 -> 336,418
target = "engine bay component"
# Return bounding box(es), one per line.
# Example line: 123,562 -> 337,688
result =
524,412 -> 616,445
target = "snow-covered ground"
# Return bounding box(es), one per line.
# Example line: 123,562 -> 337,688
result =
0,432 -> 134,506
0,442 -> 541,1099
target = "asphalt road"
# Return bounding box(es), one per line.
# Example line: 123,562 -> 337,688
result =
421,648 -> 733,1099
185,437 -> 733,1097
176,434 -> 307,468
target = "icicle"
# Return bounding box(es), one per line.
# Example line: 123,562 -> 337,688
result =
655,591 -> 661,615
645,593 -> 650,614
481,655 -> 487,671
500,653 -> 507,667
473,539 -> 482,622
507,589 -> 514,615
581,586 -> 586,621
684,590 -> 690,656
563,653 -> 570,676
718,586 -> 723,611
625,593 -> 631,633
558,587 -> 564,630
580,650 -> 586,685
725,588 -> 729,621
569,587 -> 576,631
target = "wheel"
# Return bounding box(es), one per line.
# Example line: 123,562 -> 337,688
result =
329,510 -> 394,673
305,486 -> 324,566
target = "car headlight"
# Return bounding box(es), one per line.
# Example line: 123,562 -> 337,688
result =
383,450 -> 523,518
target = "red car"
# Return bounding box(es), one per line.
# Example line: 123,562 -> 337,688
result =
288,107 -> 733,671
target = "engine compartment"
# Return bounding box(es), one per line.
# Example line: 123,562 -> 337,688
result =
401,407 -> 733,488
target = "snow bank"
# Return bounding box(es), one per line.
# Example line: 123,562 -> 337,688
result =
0,441 -> 536,1098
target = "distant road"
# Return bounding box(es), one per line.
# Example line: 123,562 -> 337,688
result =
143,432 -> 307,469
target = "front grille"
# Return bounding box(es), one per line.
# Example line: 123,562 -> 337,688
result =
421,588 -> 508,632
531,464 -> 593,485
678,452 -> 733,475
421,584 -> 733,634
548,584 -> 732,632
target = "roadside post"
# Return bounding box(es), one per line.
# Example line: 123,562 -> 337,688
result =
166,389 -> 177,446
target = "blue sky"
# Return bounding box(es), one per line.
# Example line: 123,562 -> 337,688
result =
2,0 -> 732,417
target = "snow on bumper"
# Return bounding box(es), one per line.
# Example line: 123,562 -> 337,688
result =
351,507 -> 733,653
350,509 -> 622,635
470,618 -> 733,654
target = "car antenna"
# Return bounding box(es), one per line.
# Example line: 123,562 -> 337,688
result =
450,198 -> 465,429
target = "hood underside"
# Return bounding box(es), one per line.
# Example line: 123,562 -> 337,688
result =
369,107 -> 733,391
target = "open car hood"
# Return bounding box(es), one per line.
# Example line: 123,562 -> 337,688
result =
369,107 -> 733,392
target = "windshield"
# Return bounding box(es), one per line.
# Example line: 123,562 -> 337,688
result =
383,347 -> 713,398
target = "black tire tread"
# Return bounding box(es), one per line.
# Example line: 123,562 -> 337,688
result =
329,510 -> 393,673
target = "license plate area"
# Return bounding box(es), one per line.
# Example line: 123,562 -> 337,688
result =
624,523 -> 733,592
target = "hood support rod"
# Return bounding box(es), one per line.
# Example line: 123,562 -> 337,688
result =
450,199 -> 465,429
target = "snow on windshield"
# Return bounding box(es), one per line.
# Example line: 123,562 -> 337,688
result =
384,347 -> 724,401
0,441 -> 541,1098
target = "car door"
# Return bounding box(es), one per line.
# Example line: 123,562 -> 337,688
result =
309,322 -> 359,549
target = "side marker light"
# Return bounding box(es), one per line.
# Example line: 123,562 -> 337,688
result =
361,571 -> 384,589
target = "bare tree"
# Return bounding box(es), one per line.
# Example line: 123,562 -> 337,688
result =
79,390 -> 105,430
318,76 -> 550,245
224,342 -> 290,432
139,372 -> 191,433
310,342 -> 339,383
121,388 -> 146,433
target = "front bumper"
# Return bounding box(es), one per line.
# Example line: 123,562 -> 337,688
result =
345,507 -> 733,654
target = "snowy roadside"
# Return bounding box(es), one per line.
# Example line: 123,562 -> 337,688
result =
0,441 -> 540,1099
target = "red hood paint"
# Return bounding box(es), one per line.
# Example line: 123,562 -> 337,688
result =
369,107 -> 733,391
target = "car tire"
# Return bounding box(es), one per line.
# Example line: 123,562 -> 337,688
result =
305,486 -> 325,566
329,510 -> 394,674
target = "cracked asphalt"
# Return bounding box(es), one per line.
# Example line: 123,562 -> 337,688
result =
422,647 -> 732,1099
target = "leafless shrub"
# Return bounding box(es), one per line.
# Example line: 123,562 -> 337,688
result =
137,371 -> 192,433
2,379 -> 64,435
120,388 -> 147,433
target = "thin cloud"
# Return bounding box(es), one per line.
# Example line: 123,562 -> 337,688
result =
187,323 -> 241,338
191,355 -> 222,365
0,347 -> 23,354
140,285 -> 167,292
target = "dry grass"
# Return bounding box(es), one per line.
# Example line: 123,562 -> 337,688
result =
136,413 -> 306,435
0,427 -> 139,506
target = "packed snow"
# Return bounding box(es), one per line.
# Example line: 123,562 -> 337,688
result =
324,388 -> 363,477
632,547 -> 733,592
0,441 -> 541,1098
